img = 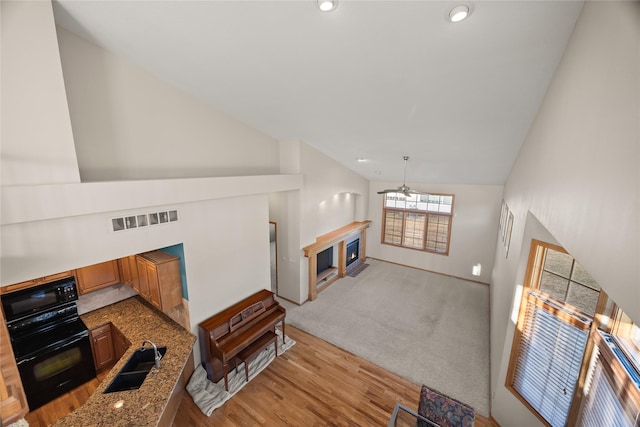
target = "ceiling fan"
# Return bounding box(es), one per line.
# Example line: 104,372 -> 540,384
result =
377,156 -> 418,197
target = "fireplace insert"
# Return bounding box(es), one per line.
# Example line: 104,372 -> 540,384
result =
346,239 -> 359,267
316,247 -> 333,275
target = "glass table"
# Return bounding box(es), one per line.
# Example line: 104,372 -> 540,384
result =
388,403 -> 440,427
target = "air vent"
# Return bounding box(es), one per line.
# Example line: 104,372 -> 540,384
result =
111,209 -> 179,232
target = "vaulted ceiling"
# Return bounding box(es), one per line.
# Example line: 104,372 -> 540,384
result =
52,1 -> 583,185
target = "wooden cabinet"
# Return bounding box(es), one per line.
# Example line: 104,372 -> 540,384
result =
118,255 -> 139,293
112,325 -> 130,360
0,271 -> 74,295
136,251 -> 182,311
90,323 -> 130,372
90,324 -> 115,371
1,308 -> 28,424
76,260 -> 121,295
136,256 -> 151,300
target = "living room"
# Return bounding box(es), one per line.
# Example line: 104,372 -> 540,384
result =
2,1 -> 638,426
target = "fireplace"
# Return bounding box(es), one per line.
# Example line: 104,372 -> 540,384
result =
346,239 -> 359,267
316,246 -> 334,275
302,221 -> 371,301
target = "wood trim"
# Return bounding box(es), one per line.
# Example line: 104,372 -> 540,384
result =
0,307 -> 28,424
566,303 -> 605,426
367,257 -> 490,286
270,221 -> 278,295
489,416 -> 501,427
380,193 -> 455,256
303,221 -> 371,301
338,240 -> 346,278
302,221 -> 371,257
592,330 -> 640,410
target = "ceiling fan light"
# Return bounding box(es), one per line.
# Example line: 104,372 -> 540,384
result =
449,5 -> 470,22
318,0 -> 337,12
377,156 -> 414,195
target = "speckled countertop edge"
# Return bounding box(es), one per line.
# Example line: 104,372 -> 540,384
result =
53,296 -> 196,427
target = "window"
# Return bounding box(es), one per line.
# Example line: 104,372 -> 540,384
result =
381,193 -> 454,255
610,311 -> 640,382
537,246 -> 600,315
577,330 -> 640,427
507,240 -> 601,427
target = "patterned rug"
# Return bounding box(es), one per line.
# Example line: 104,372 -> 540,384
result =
418,384 -> 475,427
186,330 -> 295,416
346,262 -> 369,277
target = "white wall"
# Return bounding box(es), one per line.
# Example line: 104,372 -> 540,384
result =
297,143 -> 370,303
268,189 -> 301,303
491,2 -> 640,425
56,27 -> 280,182
368,181 -> 503,283
1,192 -> 273,368
0,2 -> 301,370
299,143 -> 369,247
270,140 -> 369,304
1,1 -> 80,186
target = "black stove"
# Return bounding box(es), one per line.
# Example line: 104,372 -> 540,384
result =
1,277 -> 96,410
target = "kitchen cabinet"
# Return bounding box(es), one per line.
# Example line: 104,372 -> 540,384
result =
90,324 -> 115,371
76,260 -> 121,295
112,325 -> 130,360
90,323 -> 130,372
118,255 -> 139,293
0,308 -> 28,424
0,271 -> 74,295
135,257 -> 151,300
136,251 -> 182,311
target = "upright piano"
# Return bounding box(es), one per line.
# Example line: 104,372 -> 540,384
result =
198,289 -> 286,390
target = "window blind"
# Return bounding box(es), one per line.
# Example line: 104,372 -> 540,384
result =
578,332 -> 640,427
512,291 -> 591,427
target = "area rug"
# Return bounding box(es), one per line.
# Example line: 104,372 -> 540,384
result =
418,384 -> 475,427
186,330 -> 295,416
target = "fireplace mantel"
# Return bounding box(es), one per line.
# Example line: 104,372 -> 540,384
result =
303,221 -> 371,301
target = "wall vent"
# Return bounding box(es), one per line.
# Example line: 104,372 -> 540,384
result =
111,209 -> 179,232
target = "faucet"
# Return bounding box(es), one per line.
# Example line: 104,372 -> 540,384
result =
141,340 -> 162,369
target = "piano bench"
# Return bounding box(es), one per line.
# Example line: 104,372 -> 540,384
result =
235,330 -> 278,382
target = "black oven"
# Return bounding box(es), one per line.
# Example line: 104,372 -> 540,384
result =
2,277 -> 96,410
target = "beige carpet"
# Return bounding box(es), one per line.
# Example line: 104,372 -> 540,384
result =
284,258 -> 490,417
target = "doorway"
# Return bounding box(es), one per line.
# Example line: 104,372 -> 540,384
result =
269,222 -> 278,294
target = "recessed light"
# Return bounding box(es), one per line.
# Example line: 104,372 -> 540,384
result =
449,5 -> 470,23
318,0 -> 337,12
357,158 -> 366,162
374,170 -> 382,175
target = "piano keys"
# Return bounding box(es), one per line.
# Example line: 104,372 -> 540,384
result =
198,289 -> 286,390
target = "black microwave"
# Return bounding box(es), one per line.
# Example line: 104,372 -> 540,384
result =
1,277 -> 78,322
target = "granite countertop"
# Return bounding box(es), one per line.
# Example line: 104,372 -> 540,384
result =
53,296 -> 196,427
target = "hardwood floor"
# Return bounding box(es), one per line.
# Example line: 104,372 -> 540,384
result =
173,326 -> 496,427
23,326 -> 495,426
24,370 -> 109,427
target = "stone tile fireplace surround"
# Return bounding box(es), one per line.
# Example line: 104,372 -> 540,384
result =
303,221 -> 371,301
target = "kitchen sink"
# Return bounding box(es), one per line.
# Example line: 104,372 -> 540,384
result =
104,346 -> 167,393
120,346 -> 167,373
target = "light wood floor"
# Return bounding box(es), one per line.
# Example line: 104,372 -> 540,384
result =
24,369 -> 109,427
174,326 -> 495,426
24,326 -> 495,426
